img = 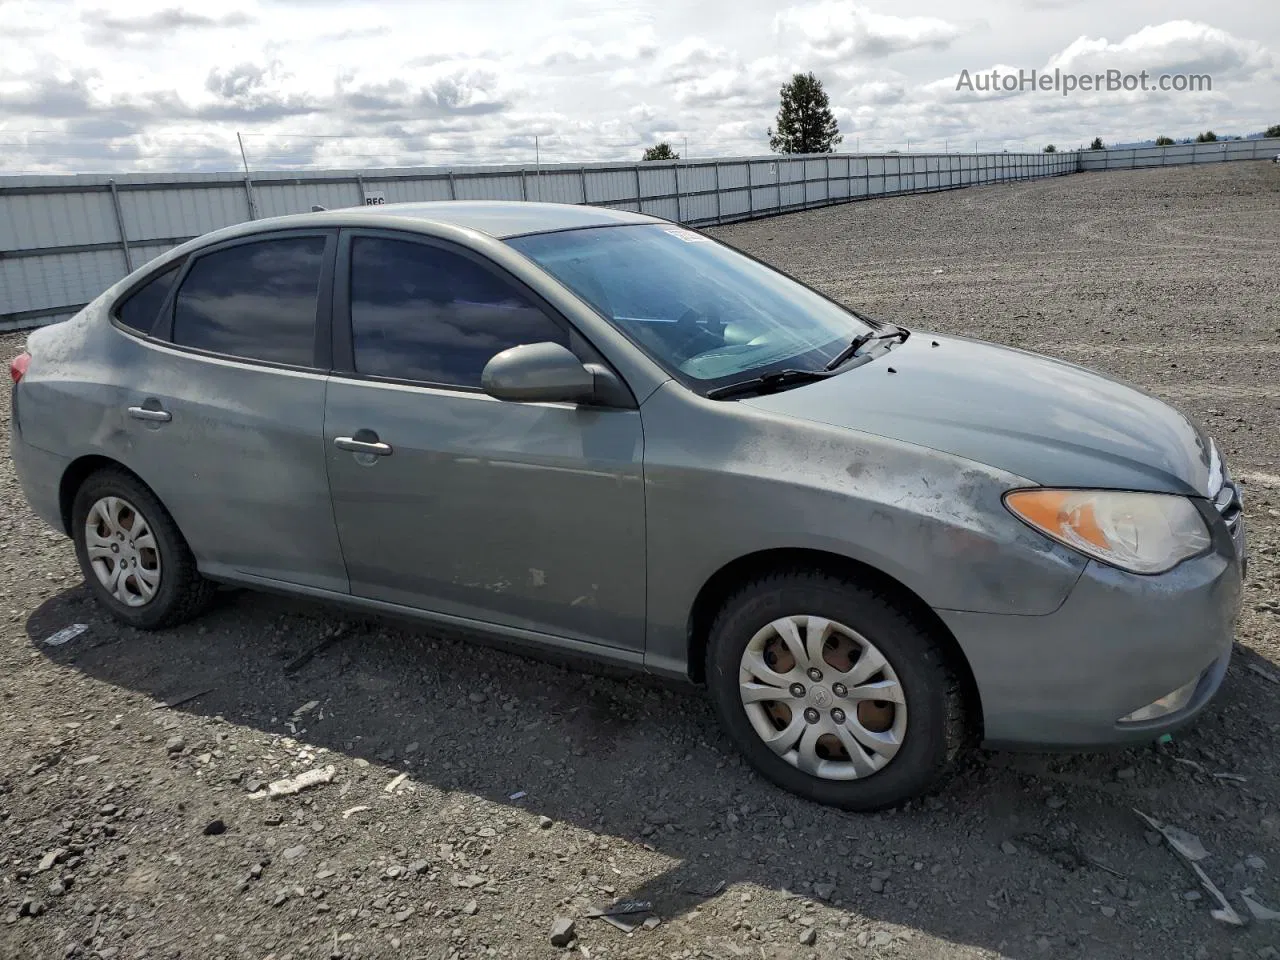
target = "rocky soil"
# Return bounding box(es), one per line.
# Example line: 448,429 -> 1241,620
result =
2,160 -> 1279,960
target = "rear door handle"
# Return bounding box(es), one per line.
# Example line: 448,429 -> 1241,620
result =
127,406 -> 171,423
334,436 -> 393,456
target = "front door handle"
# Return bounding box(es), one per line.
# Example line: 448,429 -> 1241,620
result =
334,436 -> 393,456
127,405 -> 171,423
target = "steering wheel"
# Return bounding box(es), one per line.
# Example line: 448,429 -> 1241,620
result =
671,304 -> 723,360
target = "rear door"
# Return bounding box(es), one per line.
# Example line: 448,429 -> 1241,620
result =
119,230 -> 348,592
322,229 -> 646,653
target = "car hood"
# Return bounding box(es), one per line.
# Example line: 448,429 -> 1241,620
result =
742,333 -> 1214,496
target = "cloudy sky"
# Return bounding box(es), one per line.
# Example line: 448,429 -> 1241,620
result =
0,0 -> 1276,174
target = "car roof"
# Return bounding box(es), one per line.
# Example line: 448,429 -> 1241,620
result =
347,200 -> 664,238
135,202 -> 669,281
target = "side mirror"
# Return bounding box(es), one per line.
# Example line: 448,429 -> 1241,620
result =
481,342 -> 595,403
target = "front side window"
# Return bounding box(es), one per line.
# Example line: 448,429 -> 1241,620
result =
349,236 -> 568,388
506,224 -> 874,389
115,262 -> 181,335
172,236 -> 326,366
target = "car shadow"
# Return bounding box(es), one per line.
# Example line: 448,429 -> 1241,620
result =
28,582 -> 1279,960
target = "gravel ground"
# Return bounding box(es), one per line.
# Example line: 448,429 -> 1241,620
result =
2,161 -> 1279,960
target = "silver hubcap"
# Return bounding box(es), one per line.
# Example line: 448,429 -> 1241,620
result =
738,615 -> 907,781
85,496 -> 161,607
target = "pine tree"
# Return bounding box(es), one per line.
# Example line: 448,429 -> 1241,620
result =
768,73 -> 842,154
642,142 -> 679,161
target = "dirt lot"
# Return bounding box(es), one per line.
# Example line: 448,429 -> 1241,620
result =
2,161 -> 1279,960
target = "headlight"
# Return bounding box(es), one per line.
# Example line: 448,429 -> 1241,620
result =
1004,489 -> 1211,574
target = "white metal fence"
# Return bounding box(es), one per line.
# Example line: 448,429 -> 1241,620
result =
3,138 -> 1276,333
0,150 -> 1074,332
1078,137 -> 1280,171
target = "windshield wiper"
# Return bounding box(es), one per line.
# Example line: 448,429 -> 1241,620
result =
706,368 -> 833,400
823,324 -> 910,372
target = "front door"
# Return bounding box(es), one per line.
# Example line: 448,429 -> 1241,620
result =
323,231 -> 646,652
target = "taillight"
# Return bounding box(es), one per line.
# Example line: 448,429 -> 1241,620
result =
9,352 -> 30,384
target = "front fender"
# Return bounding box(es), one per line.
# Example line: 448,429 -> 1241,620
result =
638,381 -> 1088,678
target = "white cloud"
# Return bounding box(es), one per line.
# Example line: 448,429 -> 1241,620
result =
1047,20 -> 1274,79
836,65 -> 912,106
531,26 -> 660,69
924,20 -> 1274,118
774,1 -> 964,60
656,39 -> 736,83
0,1 -> 1276,173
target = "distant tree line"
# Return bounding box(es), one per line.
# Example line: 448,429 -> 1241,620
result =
640,84 -> 1279,161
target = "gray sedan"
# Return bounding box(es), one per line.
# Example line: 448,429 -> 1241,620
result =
9,201 -> 1245,810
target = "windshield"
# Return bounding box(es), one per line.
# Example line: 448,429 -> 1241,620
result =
506,224 -> 875,389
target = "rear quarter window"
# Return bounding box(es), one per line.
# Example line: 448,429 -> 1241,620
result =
114,263 -> 182,335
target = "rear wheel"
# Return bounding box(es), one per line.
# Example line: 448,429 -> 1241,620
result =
705,569 -> 966,811
71,468 -> 215,629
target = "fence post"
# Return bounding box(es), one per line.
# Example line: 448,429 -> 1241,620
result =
520,169 -> 528,200
355,173 -> 367,204
107,179 -> 133,273
236,132 -> 259,220
675,161 -> 683,223
634,164 -> 643,213
713,162 -> 722,223
447,170 -> 457,200
747,161 -> 755,217
580,167 -> 589,205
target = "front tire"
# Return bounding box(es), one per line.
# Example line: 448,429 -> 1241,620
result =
705,569 -> 965,811
71,467 -> 215,630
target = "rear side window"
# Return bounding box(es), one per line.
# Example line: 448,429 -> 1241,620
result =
349,236 -> 568,387
115,263 -> 180,335
172,236 -> 326,366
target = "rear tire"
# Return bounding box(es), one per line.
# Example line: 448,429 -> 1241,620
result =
705,568 -> 965,811
71,467 -> 215,630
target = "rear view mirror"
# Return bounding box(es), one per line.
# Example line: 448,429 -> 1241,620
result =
481,342 -> 595,403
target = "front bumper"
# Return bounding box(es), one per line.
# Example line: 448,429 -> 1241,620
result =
938,533 -> 1242,749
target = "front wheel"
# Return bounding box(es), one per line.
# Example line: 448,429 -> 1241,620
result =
71,467 -> 216,630
705,570 -> 966,811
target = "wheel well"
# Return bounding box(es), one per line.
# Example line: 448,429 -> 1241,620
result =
58,455 -> 137,534
685,547 -> 983,735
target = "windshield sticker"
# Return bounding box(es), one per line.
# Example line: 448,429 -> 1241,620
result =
664,227 -> 711,243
